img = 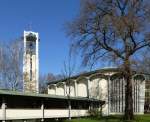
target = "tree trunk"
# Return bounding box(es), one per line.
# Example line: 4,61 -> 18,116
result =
124,58 -> 134,120
68,99 -> 71,120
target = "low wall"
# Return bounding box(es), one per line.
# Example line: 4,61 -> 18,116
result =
0,109 -> 89,120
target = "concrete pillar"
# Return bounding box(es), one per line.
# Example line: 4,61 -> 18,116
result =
54,84 -> 57,95
74,80 -> 77,97
68,100 -> 71,120
87,77 -> 90,98
1,100 -> 6,122
64,82 -> 67,96
36,32 -> 39,94
88,101 -> 91,111
47,85 -> 50,94
41,102 -> 44,122
107,76 -> 110,115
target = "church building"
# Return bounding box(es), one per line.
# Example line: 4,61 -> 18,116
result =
0,31 -> 149,121
47,68 -> 149,115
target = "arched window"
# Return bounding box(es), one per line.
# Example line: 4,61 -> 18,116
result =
133,74 -> 145,113
110,73 -> 124,113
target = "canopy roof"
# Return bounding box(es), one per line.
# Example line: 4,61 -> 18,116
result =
0,89 -> 101,102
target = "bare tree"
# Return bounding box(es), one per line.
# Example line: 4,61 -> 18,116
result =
66,0 -> 150,120
0,42 -> 6,88
46,73 -> 57,82
134,51 -> 150,113
39,73 -> 64,94
0,39 -> 23,90
39,74 -> 48,94
61,51 -> 76,120
136,51 -> 150,73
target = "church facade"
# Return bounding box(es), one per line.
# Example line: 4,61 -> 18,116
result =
47,68 -> 148,115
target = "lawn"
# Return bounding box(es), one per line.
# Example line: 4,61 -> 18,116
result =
62,115 -> 150,122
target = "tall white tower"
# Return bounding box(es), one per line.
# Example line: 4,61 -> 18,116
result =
23,31 -> 39,93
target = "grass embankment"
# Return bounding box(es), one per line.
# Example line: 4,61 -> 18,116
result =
63,115 -> 150,122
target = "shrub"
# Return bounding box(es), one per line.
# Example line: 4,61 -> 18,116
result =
88,108 -> 102,118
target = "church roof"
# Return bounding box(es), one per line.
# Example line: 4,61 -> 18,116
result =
47,67 -> 119,85
47,67 -> 150,85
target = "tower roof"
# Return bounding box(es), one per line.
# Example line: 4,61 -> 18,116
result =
26,33 -> 37,42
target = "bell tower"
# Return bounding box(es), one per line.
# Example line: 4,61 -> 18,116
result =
23,31 -> 39,93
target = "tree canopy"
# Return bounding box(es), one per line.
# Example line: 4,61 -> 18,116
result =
67,0 -> 150,67
66,0 -> 150,120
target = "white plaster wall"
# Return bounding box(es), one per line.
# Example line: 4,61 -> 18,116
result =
99,79 -> 108,115
48,86 -> 56,95
89,77 -> 109,115
99,79 -> 108,101
35,32 -> 39,93
56,85 -> 65,96
77,79 -> 88,97
0,109 -> 2,120
0,109 -> 89,120
66,84 -> 75,97
44,109 -> 88,118
6,109 -> 42,120
89,78 -> 99,99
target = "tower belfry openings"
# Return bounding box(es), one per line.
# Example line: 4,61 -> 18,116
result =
23,31 -> 39,93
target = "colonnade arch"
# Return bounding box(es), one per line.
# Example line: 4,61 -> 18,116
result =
66,80 -> 76,97
132,74 -> 146,113
110,73 -> 125,113
89,73 -> 108,100
76,77 -> 88,97
48,84 -> 56,95
110,73 -> 146,113
56,82 -> 65,96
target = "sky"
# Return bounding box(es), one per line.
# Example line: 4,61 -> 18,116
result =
0,0 -> 82,75
0,0 -> 111,76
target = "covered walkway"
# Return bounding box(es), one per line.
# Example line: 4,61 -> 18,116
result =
0,90 -> 103,121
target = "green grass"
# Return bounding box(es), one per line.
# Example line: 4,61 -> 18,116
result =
62,115 -> 150,122
135,114 -> 150,122
64,118 -> 99,122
